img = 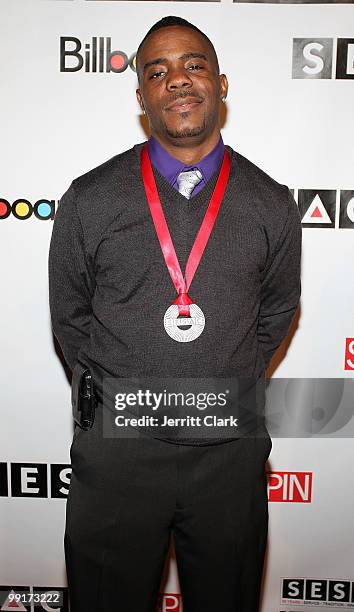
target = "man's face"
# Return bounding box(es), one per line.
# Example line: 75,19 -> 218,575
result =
136,26 -> 228,144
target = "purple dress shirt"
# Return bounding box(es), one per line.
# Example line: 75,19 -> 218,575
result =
147,135 -> 224,198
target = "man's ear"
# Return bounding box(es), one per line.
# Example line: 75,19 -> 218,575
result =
136,89 -> 145,114
219,74 -> 228,102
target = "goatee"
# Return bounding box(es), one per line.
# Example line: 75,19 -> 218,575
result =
165,119 -> 206,139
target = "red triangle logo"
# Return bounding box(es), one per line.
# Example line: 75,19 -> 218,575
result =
311,206 -> 323,218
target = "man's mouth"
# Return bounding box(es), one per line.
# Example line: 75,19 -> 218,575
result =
165,97 -> 203,113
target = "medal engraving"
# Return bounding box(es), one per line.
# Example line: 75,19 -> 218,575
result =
164,304 -> 205,343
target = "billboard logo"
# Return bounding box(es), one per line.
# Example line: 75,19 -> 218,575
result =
281,578 -> 354,605
345,338 -> 354,370
268,471 -> 312,502
292,38 -> 354,79
0,198 -> 56,221
60,37 -> 136,73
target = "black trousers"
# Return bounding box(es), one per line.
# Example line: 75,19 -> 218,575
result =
65,403 -> 272,612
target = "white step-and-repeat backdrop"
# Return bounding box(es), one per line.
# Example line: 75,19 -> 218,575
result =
1,0 -> 354,610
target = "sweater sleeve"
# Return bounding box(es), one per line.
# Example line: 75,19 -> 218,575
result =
48,182 -> 95,372
257,188 -> 302,370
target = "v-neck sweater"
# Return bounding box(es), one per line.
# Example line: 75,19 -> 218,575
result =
48,141 -> 302,445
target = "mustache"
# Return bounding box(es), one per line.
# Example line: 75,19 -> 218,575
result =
164,92 -> 204,109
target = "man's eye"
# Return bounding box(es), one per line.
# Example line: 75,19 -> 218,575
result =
188,64 -> 203,71
150,71 -> 165,79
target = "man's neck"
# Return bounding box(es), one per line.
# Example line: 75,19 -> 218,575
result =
151,131 -> 222,165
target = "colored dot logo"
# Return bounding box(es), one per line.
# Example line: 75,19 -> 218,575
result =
107,50 -> 137,74
12,200 -> 31,219
129,53 -> 137,72
0,198 -> 56,220
38,201 -> 53,217
110,52 -> 127,72
0,199 -> 10,219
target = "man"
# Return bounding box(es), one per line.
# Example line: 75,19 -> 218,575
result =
48,15 -> 302,612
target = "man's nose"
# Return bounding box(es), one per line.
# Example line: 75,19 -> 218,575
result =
166,67 -> 193,91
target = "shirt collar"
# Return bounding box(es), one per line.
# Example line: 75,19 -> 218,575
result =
147,134 -> 224,187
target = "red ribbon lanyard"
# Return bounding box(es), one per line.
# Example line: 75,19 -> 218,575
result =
141,142 -> 231,316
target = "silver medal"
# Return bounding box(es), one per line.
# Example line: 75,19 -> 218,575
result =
164,303 -> 205,343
